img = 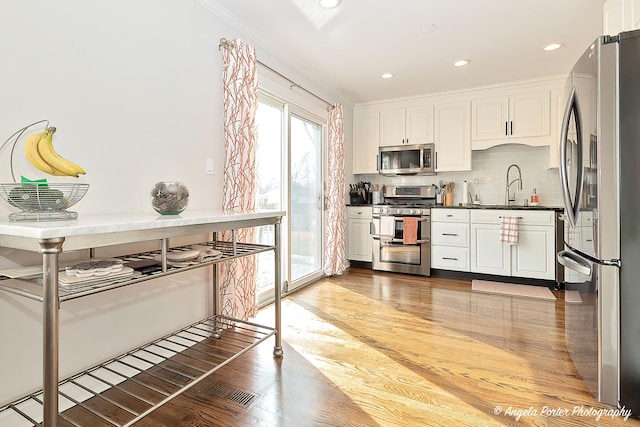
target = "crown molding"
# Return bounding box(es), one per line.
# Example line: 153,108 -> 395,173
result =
192,0 -> 251,36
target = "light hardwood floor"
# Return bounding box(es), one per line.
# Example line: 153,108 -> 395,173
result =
133,268 -> 639,426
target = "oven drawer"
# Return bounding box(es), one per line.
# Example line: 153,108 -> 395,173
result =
431,246 -> 469,271
379,242 -> 422,265
431,222 -> 469,246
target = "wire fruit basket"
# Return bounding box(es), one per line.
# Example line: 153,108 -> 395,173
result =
0,182 -> 89,221
0,120 -> 89,221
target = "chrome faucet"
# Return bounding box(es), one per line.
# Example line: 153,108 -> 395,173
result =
505,164 -> 523,205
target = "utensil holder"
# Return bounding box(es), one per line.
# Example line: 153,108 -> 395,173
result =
445,192 -> 453,206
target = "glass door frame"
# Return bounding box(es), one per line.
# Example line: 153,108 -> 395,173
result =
256,90 -> 327,303
286,105 -> 327,293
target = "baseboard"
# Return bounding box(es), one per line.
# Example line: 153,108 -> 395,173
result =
348,260 -> 372,269
429,269 -> 558,288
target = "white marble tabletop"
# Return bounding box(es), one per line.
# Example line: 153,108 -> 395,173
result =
0,210 -> 286,240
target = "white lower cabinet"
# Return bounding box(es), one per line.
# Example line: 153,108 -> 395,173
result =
431,208 -> 470,271
470,209 -> 556,280
470,222 -> 510,275
347,206 -> 373,262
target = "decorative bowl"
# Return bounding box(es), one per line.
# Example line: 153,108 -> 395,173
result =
150,181 -> 189,215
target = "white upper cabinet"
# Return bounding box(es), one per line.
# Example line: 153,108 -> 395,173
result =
603,0 -> 640,35
353,107 -> 379,174
471,90 -> 550,149
379,105 -> 433,147
549,88 -> 565,169
434,101 -> 471,172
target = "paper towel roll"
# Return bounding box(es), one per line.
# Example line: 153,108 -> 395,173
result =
462,180 -> 468,203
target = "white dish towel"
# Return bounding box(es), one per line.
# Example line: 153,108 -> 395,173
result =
379,216 -> 395,242
500,216 -> 519,245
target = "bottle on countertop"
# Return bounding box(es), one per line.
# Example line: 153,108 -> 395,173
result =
530,188 -> 539,206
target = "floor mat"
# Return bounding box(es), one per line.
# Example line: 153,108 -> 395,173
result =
471,280 -> 556,300
564,290 -> 583,303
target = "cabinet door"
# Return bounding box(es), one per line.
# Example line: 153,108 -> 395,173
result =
604,0 -> 625,35
631,0 -> 640,29
406,105 -> 434,145
509,91 -> 550,138
470,223 -> 510,276
353,108 -> 379,174
434,101 -> 471,171
511,226 -> 555,280
347,218 -> 372,262
379,108 -> 406,146
471,96 -> 509,141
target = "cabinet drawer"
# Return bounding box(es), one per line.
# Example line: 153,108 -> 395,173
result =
470,209 -> 554,225
431,208 -> 469,222
432,246 -> 469,271
347,206 -> 373,219
431,223 -> 469,246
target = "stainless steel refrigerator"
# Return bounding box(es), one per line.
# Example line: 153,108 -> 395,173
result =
557,29 -> 640,412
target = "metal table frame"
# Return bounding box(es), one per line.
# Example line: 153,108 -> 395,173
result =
0,213 -> 283,427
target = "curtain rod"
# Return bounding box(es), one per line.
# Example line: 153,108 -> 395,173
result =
219,38 -> 333,108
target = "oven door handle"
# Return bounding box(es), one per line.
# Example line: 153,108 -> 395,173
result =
372,216 -> 431,221
372,236 -> 429,244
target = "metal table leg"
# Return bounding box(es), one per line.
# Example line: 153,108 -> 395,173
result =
273,217 -> 283,358
40,237 -> 64,427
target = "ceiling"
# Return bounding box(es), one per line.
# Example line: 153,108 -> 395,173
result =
207,0 -> 606,105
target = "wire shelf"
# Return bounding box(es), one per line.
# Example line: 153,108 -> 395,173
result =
0,315 -> 276,427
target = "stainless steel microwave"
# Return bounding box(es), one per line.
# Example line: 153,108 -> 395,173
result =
378,143 -> 435,176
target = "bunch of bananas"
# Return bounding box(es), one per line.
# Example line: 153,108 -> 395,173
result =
24,127 -> 86,177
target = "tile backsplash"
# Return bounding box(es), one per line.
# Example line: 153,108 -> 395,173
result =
356,144 -> 563,207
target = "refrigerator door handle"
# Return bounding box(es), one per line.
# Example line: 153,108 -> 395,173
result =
563,241 -> 622,268
559,86 -> 584,228
557,249 -> 592,277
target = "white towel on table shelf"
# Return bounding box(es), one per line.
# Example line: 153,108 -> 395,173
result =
379,216 -> 395,242
500,216 -> 519,245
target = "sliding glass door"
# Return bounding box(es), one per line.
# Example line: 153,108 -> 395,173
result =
255,95 -> 325,302
290,113 -> 323,283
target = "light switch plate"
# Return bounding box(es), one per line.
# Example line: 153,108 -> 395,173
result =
205,158 -> 214,175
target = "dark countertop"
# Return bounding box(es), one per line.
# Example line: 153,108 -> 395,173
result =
346,204 -> 563,211
432,204 -> 564,211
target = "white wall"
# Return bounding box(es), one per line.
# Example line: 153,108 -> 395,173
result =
0,0 -> 346,405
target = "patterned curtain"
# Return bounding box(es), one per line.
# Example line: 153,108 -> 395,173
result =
220,39 -> 259,320
323,103 -> 347,276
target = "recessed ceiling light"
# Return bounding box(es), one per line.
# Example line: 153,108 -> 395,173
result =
453,59 -> 470,67
381,73 -> 394,79
544,42 -> 564,51
320,0 -> 342,8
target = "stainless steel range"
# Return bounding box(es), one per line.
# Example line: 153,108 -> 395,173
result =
371,185 -> 435,276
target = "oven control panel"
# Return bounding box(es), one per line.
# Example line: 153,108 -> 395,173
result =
373,206 -> 430,216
